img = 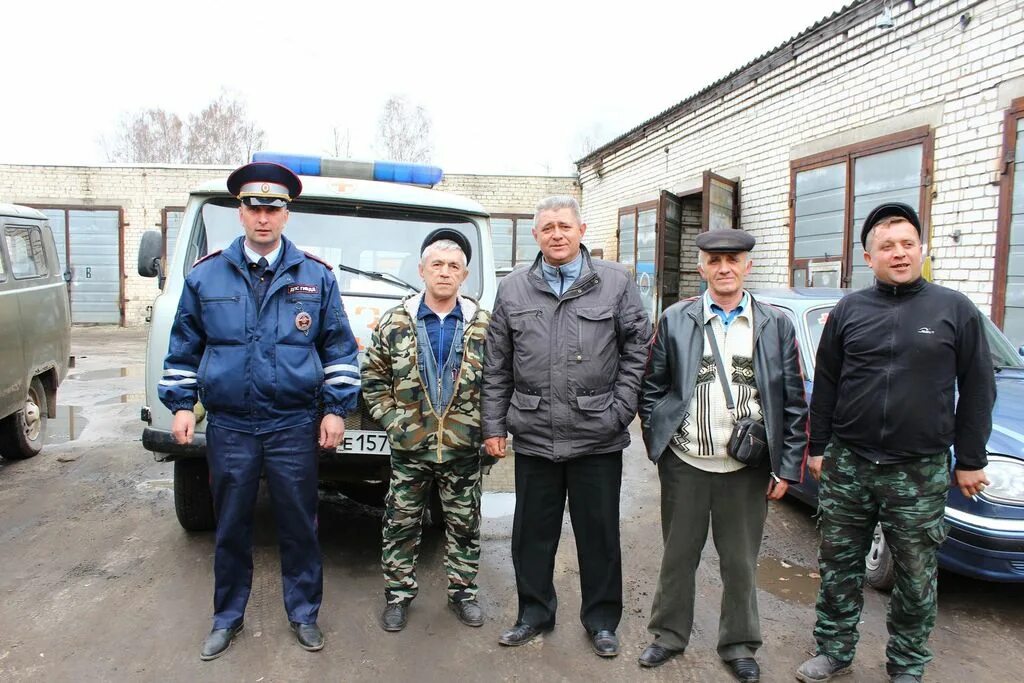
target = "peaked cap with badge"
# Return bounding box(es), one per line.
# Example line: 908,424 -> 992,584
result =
227,161 -> 303,207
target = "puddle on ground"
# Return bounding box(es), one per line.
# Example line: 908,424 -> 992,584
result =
756,557 -> 820,605
481,492 -> 516,518
67,365 -> 144,381
137,479 -> 173,492
96,394 -> 137,405
45,406 -> 88,445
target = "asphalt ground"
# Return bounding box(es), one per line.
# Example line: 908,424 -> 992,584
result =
0,326 -> 1022,681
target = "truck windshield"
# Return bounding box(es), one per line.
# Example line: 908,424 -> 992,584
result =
195,198 -> 483,299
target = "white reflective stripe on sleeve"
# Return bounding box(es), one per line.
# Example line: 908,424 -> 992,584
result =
325,376 -> 360,386
159,378 -> 198,386
323,363 -> 359,375
164,368 -> 197,377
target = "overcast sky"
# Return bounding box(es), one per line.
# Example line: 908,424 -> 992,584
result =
4,0 -> 852,175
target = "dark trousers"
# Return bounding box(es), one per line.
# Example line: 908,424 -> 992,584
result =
814,441 -> 949,676
206,422 -> 322,630
511,451 -> 623,632
648,454 -> 769,660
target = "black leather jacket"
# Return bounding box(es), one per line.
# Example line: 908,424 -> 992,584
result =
639,294 -> 808,481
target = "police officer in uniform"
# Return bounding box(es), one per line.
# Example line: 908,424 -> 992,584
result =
159,161 -> 361,660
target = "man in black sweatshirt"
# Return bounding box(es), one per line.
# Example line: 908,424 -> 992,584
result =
795,203 -> 995,683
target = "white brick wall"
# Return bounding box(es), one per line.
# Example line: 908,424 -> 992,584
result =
578,0 -> 1024,315
0,165 -> 576,325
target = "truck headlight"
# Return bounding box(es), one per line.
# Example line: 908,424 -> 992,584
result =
979,456 -> 1024,505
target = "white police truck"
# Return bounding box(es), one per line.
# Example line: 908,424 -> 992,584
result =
138,154 -> 496,530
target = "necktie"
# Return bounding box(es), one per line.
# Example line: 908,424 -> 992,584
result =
252,257 -> 270,307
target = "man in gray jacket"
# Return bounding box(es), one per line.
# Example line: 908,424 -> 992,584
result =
637,229 -> 807,682
482,196 -> 651,657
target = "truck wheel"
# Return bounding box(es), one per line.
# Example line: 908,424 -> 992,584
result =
0,377 -> 47,460
865,522 -> 896,591
174,458 -> 216,532
422,483 -> 444,530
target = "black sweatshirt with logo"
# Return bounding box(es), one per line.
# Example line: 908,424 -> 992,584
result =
809,278 -> 995,470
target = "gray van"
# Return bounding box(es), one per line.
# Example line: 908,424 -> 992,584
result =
0,203 -> 72,459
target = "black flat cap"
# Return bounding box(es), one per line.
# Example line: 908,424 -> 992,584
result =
421,228 -> 472,264
227,161 -> 302,207
696,229 -> 756,253
861,202 -> 921,248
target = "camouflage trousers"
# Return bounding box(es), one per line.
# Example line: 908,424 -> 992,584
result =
814,440 -> 950,677
382,455 -> 481,604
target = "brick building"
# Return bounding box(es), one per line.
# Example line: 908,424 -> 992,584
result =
576,0 -> 1024,349
0,164 -> 578,326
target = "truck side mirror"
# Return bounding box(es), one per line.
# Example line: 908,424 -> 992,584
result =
138,230 -> 164,282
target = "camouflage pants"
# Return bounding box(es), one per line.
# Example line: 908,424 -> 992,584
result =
814,441 -> 950,676
382,455 -> 481,604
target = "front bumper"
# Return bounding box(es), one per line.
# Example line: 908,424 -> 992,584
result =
939,507 -> 1024,582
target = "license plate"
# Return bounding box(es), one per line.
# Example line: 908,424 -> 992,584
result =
337,430 -> 391,455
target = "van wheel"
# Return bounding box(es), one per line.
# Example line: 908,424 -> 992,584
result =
174,458 -> 216,531
0,377 -> 47,459
865,522 -> 896,591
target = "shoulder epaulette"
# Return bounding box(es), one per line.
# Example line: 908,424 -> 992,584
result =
303,251 -> 334,270
192,250 -> 222,267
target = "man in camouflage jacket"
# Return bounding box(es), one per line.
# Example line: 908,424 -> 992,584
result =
362,230 -> 490,632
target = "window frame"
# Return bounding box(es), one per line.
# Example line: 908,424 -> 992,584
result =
162,206 -> 186,265
4,225 -> 49,280
993,97 -> 1024,329
616,200 -> 659,268
789,126 -> 934,287
490,213 -> 535,271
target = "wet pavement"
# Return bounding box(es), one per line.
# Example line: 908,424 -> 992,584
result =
0,326 -> 1022,681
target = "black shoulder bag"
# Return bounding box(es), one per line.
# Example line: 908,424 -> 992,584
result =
703,325 -> 768,467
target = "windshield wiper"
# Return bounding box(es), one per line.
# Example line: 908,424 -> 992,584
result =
336,263 -> 420,294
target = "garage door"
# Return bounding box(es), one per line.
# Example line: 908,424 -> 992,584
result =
68,210 -> 120,323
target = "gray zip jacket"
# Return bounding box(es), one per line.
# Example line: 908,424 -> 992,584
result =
482,247 -> 652,461
639,294 -> 808,481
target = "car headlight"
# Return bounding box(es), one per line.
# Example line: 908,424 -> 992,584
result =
979,456 -> 1024,505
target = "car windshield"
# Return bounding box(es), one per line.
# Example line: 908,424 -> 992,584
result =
801,302 -> 1024,372
983,315 -> 1024,369
192,198 -> 483,299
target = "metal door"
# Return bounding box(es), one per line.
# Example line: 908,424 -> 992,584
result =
68,209 -> 121,323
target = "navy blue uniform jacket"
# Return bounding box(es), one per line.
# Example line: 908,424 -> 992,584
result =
159,235 -> 360,433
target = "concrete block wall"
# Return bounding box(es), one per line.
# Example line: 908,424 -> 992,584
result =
0,165 -> 576,325
577,0 -> 1024,313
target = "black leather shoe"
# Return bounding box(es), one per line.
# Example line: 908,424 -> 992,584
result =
590,629 -> 619,657
200,622 -> 243,661
727,657 -> 760,682
638,642 -> 681,668
498,622 -> 548,646
449,599 -> 484,627
290,621 -> 324,651
381,601 -> 409,632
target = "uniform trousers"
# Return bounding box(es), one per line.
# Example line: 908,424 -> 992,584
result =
381,454 -> 482,604
814,441 -> 949,677
205,422 -> 321,630
511,451 -> 623,633
648,454 -> 769,661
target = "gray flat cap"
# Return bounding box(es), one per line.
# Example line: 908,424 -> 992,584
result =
695,229 -> 756,253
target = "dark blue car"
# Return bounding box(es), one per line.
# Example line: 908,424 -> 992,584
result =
754,288 -> 1024,588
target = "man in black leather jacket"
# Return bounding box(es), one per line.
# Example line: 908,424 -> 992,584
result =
637,229 -> 807,682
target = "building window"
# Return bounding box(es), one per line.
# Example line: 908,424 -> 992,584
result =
790,127 -> 933,288
5,226 -> 48,279
995,97 -> 1024,348
491,214 -> 534,273
618,201 -> 658,316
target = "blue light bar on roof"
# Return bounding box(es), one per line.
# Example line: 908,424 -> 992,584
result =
252,152 -> 444,186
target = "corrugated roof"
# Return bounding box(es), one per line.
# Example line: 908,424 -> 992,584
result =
576,0 -> 878,168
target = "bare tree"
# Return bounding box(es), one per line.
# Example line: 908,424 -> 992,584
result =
326,126 -> 352,158
375,95 -> 433,163
186,90 -> 265,165
101,109 -> 186,163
